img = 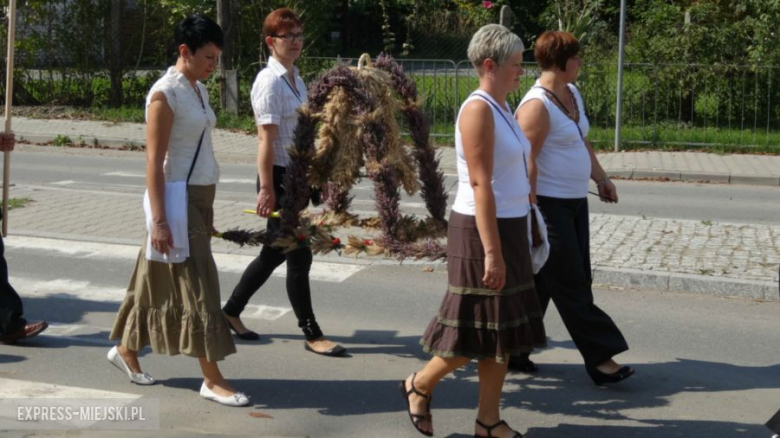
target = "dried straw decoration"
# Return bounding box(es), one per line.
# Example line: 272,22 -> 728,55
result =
271,54 -> 449,260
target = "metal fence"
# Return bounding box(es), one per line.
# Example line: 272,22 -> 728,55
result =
299,57 -> 780,149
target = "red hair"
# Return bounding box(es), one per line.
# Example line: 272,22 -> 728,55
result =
534,31 -> 580,71
263,8 -> 302,38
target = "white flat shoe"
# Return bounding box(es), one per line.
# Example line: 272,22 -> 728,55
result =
107,346 -> 156,385
199,382 -> 250,407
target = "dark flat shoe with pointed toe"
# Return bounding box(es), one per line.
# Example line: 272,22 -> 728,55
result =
304,341 -> 346,357
587,365 -> 635,386
226,318 -> 260,341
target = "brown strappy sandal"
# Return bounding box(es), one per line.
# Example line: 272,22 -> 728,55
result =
399,373 -> 433,436
474,419 -> 523,438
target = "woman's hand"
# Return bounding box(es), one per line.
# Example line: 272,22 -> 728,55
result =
483,252 -> 506,291
597,178 -> 619,203
256,187 -> 275,218
151,222 -> 174,255
530,208 -> 543,248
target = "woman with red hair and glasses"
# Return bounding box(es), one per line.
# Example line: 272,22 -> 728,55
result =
222,8 -> 345,357
513,31 -> 634,385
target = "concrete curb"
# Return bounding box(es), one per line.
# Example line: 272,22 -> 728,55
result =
17,132 -> 145,149
592,266 -> 779,302
606,168 -> 780,186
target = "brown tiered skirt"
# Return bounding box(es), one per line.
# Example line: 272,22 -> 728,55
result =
109,185 -> 236,362
421,211 -> 546,363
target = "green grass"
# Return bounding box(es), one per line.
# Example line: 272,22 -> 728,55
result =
216,112 -> 256,134
84,106 -> 256,134
52,135 -> 72,146
8,197 -> 33,210
90,107 -> 145,124
588,125 -> 780,154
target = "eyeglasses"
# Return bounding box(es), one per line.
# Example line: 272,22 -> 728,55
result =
273,32 -> 304,42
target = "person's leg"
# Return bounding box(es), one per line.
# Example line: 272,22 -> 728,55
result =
283,246 -> 341,352
0,234 -> 26,336
403,356 -> 471,435
474,357 -> 520,438
537,196 -> 628,370
222,169 -> 288,332
199,357 -> 237,396
222,244 -> 286,332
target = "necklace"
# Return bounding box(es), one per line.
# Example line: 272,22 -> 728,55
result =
192,84 -> 205,111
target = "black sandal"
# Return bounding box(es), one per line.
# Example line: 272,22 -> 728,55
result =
475,419 -> 523,438
399,373 -> 433,436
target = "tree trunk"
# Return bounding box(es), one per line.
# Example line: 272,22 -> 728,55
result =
217,0 -> 237,114
108,0 -> 123,108
341,0 -> 349,54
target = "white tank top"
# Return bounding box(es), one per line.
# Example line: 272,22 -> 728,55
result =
517,82 -> 591,198
452,91 -> 531,218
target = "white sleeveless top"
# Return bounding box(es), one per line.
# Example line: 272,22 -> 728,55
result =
146,67 -> 220,185
452,91 -> 531,218
517,82 -> 590,198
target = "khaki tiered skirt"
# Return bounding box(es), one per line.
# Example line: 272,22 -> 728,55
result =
109,185 -> 236,362
421,211 -> 546,363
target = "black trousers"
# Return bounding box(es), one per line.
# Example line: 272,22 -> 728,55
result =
534,195 -> 629,368
222,166 -> 322,340
0,234 -> 26,336
767,409 -> 780,434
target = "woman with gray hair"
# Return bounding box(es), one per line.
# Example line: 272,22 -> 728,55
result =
400,24 -> 545,438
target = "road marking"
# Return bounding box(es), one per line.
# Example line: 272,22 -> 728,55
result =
0,378 -> 139,399
102,171 -> 145,178
8,277 -> 292,321
103,173 -> 256,185
5,236 -> 364,283
219,178 -> 256,184
0,378 -> 147,430
51,180 -> 76,185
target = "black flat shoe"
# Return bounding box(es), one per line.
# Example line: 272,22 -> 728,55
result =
474,419 -> 523,438
225,318 -> 260,341
587,365 -> 635,386
508,356 -> 539,373
304,341 -> 347,357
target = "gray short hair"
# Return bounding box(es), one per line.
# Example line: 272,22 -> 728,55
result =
467,24 -> 525,69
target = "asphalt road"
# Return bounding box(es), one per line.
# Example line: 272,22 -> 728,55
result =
0,237 -> 778,437
10,146 -> 780,224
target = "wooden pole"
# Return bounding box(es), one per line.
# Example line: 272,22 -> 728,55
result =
2,0 -> 16,237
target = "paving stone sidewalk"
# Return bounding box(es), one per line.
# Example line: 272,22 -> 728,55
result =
5,117 -> 780,300
7,182 -> 779,301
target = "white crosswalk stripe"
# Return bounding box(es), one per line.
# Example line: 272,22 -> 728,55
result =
9,276 -> 293,324
5,236 -> 364,283
0,378 -> 157,430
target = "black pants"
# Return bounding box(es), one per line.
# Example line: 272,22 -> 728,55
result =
533,195 -> 629,368
222,166 -> 322,340
767,409 -> 780,434
0,234 -> 25,336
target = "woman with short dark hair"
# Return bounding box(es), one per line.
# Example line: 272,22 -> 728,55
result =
512,30 -> 634,385
108,14 -> 249,407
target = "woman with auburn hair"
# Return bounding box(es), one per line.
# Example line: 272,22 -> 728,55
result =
108,14 -> 248,406
400,24 -> 545,438
512,30 -> 634,385
221,8 -> 345,357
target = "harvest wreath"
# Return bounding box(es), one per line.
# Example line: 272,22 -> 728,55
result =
219,54 -> 448,260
